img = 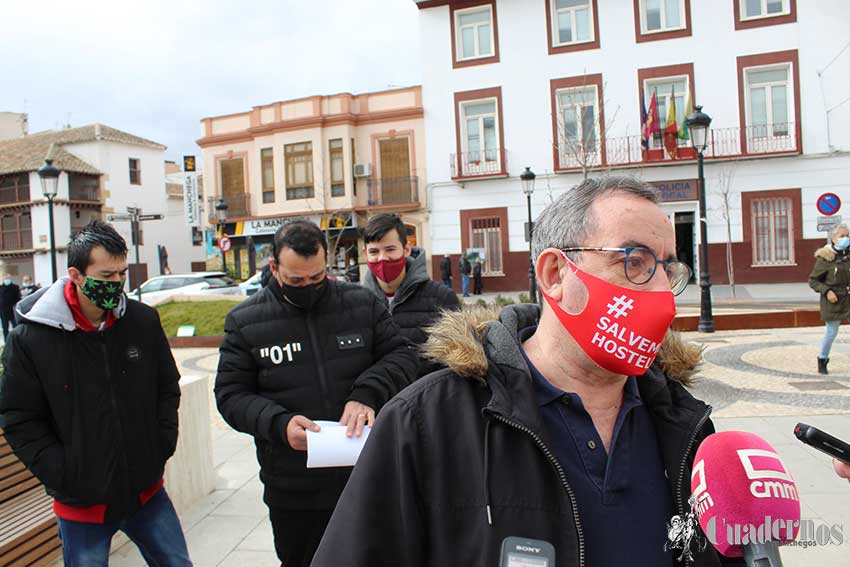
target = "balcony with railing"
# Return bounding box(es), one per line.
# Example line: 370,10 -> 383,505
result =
0,174 -> 31,205
369,177 -> 420,207
68,174 -> 101,203
207,193 -> 250,224
579,122 -> 799,169
450,148 -> 508,180
0,232 -> 32,252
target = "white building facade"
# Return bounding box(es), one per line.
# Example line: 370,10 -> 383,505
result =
414,0 -> 850,297
0,124 -> 205,288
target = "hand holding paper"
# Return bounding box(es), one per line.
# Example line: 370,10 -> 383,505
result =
306,420 -> 371,468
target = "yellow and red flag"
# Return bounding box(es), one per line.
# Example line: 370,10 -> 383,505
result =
663,86 -> 679,158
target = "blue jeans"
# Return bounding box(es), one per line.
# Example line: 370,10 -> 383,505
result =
462,275 -> 470,296
442,277 -> 452,289
57,489 -> 192,566
820,320 -> 842,359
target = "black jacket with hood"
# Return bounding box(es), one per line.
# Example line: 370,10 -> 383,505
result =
362,247 -> 461,346
0,278 -> 180,522
214,277 -> 419,510
312,305 -> 744,567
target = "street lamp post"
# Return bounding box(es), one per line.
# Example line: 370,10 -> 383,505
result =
521,167 -> 537,303
215,198 -> 229,273
37,159 -> 60,282
685,105 -> 715,333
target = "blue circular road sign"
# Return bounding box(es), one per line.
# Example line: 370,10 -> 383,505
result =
817,193 -> 841,216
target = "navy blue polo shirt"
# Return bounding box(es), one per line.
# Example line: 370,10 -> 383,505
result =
519,327 -> 674,567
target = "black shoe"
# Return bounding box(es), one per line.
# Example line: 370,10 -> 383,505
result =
818,357 -> 829,375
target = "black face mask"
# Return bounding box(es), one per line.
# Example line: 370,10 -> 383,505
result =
281,279 -> 327,310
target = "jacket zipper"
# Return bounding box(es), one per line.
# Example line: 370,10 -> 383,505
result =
305,313 -> 333,415
489,412 -> 586,567
673,405 -> 712,567
100,334 -> 131,510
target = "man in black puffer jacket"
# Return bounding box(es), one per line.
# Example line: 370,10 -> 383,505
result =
361,213 -> 461,347
0,221 -> 190,565
215,220 -> 418,567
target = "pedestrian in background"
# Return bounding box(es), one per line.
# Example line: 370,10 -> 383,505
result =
439,253 -> 452,288
20,275 -> 39,298
346,257 -> 360,283
472,258 -> 483,295
0,274 -> 20,341
460,254 -> 471,298
808,223 -> 850,375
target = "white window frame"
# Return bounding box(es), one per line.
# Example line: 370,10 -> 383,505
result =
455,5 -> 495,61
639,0 -> 686,34
643,75 -> 690,152
751,197 -> 795,267
556,85 -> 601,168
551,0 -> 595,47
743,63 -> 795,152
740,0 -> 790,21
459,98 -> 501,175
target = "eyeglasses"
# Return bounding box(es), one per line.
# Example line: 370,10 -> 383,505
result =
560,246 -> 693,296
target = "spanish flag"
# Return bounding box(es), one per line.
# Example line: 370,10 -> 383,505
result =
663,86 -> 679,158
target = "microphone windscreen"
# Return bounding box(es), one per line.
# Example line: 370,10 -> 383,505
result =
690,431 -> 801,557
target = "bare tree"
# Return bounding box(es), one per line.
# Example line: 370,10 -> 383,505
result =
551,77 -> 620,179
714,161 -> 738,298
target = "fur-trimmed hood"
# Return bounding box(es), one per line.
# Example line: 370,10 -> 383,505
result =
422,303 -> 702,387
814,244 -> 848,263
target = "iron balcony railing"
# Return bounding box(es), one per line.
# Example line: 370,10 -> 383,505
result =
369,176 -> 420,206
450,148 -> 508,179
574,122 -> 799,168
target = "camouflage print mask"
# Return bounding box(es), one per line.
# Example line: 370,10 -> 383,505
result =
82,277 -> 125,311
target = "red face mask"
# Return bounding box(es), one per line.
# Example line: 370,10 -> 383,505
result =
368,256 -> 407,283
542,254 -> 676,376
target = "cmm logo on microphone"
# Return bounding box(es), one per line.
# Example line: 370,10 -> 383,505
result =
737,449 -> 799,502
691,460 -> 714,518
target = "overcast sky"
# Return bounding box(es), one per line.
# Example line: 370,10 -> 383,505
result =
0,0 -> 422,164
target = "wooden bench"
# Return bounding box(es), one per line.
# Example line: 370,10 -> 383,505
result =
0,431 -> 62,566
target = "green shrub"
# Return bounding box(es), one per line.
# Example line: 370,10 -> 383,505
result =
494,294 -> 515,307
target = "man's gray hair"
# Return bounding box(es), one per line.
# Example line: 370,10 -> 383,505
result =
831,223 -> 849,237
532,176 -> 659,262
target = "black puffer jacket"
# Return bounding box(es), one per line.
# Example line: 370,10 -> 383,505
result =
214,278 -> 419,509
362,247 -> 461,346
0,279 -> 180,522
313,305 -> 744,567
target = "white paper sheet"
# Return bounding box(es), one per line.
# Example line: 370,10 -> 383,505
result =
306,420 -> 371,468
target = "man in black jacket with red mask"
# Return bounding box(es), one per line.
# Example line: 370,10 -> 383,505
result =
0,221 -> 190,565
215,220 -> 418,567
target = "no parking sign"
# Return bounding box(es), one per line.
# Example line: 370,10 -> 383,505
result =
816,193 -> 841,216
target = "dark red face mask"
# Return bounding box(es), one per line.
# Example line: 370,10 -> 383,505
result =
368,256 -> 407,283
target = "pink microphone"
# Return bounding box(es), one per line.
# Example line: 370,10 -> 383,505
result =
691,431 -> 801,567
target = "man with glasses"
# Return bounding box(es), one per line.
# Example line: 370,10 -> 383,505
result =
215,221 -> 419,567
313,177 -> 738,567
